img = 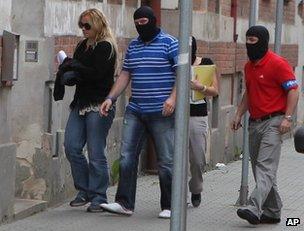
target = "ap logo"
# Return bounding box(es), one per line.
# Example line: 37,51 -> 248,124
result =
286,218 -> 300,226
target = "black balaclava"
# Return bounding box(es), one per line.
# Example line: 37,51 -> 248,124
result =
246,25 -> 269,61
133,6 -> 160,42
191,36 -> 197,65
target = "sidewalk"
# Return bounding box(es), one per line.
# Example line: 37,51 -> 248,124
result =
1,138 -> 304,231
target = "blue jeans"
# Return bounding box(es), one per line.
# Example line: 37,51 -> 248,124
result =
64,107 -> 114,205
115,109 -> 174,210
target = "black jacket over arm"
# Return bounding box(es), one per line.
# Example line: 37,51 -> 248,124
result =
54,39 -> 116,110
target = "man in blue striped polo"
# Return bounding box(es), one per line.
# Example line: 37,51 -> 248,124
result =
100,6 -> 178,219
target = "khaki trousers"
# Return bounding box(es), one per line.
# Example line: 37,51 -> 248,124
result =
247,115 -> 283,219
188,116 -> 208,194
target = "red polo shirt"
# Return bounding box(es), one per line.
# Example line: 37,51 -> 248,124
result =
245,50 -> 297,119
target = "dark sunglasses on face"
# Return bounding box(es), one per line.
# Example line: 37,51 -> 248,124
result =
79,22 -> 91,30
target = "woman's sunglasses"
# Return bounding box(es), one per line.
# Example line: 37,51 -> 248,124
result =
79,22 -> 91,30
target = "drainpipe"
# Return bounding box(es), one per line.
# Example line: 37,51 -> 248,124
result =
231,0 -> 238,125
274,0 -> 284,55
150,0 -> 161,26
236,0 -> 257,207
231,0 -> 238,42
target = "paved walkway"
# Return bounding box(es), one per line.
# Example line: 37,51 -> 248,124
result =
1,138 -> 304,231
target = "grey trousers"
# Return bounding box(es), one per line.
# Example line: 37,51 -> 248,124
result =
188,116 -> 208,194
247,115 -> 283,219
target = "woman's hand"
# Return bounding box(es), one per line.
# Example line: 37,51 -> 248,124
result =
190,74 -> 206,91
99,99 -> 113,116
191,79 -> 205,91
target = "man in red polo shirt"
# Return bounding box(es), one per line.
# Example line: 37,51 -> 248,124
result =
231,25 -> 299,225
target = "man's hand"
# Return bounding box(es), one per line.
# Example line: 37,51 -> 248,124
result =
231,114 -> 242,131
162,96 -> 175,117
279,118 -> 292,134
99,99 -> 113,116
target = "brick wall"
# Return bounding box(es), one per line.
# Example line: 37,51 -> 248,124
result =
107,0 -> 137,6
196,39 -> 298,74
283,0 -> 295,24
196,41 -> 237,74
108,0 -> 122,4
237,0 -> 250,19
53,34 -> 298,79
208,0 -> 217,13
193,0 -> 208,11
193,0 -> 231,15
221,0 -> 231,17
237,0 -> 295,24
54,36 -> 82,72
278,44 -> 298,67
259,0 -> 295,24
236,43 -> 247,72
125,0 -> 138,7
54,36 -> 81,59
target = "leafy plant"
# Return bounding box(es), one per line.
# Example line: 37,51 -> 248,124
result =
110,158 -> 120,185
234,146 -> 243,160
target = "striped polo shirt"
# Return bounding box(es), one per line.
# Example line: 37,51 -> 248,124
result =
122,31 -> 178,114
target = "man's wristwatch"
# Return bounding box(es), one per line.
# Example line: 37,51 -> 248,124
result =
105,96 -> 116,104
284,115 -> 293,122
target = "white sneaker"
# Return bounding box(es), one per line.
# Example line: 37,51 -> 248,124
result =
158,209 -> 171,219
100,202 -> 133,216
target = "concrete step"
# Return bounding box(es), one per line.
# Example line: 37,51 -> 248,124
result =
13,199 -> 48,221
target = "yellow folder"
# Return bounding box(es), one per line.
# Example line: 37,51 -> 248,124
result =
191,65 -> 216,101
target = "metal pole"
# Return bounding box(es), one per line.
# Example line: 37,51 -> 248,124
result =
236,0 -> 257,206
274,0 -> 284,55
170,0 -> 192,230
249,0 -> 257,27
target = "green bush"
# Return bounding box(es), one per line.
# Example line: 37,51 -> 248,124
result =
110,158 -> 120,185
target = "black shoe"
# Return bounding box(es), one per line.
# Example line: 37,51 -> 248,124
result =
260,214 -> 281,224
237,209 -> 260,225
87,204 -> 104,213
191,193 -> 201,207
69,197 -> 89,207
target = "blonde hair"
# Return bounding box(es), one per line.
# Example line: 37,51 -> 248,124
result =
79,8 -> 118,70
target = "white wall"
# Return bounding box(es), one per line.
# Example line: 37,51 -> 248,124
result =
161,0 -> 178,10
10,37 -> 54,162
295,2 -> 304,123
161,10 -> 234,42
44,0 -> 137,38
0,0 -> 12,143
0,0 -> 12,34
236,18 -> 298,44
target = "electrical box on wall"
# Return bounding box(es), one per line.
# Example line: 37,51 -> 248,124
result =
25,41 -> 38,62
1,30 -> 20,82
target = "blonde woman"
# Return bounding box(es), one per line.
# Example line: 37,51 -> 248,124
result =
55,8 -> 118,212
